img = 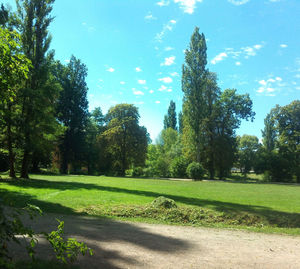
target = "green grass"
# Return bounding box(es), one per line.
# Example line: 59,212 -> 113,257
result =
1,174 -> 300,235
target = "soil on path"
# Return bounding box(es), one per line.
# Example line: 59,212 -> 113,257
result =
12,213 -> 300,269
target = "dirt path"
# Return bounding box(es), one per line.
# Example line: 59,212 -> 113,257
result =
12,213 -> 300,269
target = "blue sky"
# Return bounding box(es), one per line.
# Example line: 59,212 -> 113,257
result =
4,0 -> 300,141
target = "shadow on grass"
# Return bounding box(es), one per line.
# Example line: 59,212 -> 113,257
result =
2,190 -> 192,269
1,177 -> 300,229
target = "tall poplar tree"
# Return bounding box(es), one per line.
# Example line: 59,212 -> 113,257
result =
163,100 -> 177,130
181,27 -> 208,163
16,0 -> 59,178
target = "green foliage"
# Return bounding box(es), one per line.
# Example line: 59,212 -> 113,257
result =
186,162 -> 206,180
163,100 -> 177,130
44,220 -> 93,264
151,196 -> 177,209
170,156 -> 189,178
55,56 -> 89,174
236,135 -> 260,174
0,202 -> 41,268
101,104 -> 149,176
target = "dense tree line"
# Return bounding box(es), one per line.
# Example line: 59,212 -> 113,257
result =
0,3 -> 298,182
0,1 -> 149,178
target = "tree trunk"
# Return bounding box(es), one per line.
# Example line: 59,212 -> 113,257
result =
7,114 -> 16,178
21,148 -> 30,179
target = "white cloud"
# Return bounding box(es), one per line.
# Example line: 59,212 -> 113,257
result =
155,20 -> 177,42
158,85 -> 167,91
138,80 -> 146,85
165,46 -> 174,51
170,72 -> 179,76
211,52 -> 228,65
174,0 -> 203,14
280,44 -> 288,48
145,12 -> 157,21
155,101 -> 161,104
120,81 -> 125,85
161,56 -> 176,66
253,44 -> 262,50
228,0 -> 249,5
256,76 -> 284,96
132,88 -> 144,95
235,61 -> 241,66
135,67 -> 142,72
149,90 -> 154,94
106,67 -> 115,72
156,0 -> 170,6
158,77 -> 173,83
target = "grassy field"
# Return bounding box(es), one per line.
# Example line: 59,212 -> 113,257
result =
1,174 -> 300,235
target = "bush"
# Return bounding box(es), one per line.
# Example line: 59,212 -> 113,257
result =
151,196 -> 177,209
186,162 -> 206,180
170,156 -> 188,178
132,167 -> 144,177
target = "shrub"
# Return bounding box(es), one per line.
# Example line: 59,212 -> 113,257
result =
186,162 -> 206,180
132,167 -> 144,177
170,156 -> 189,178
151,196 -> 177,209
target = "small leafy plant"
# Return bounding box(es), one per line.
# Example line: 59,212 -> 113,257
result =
44,219 -> 93,264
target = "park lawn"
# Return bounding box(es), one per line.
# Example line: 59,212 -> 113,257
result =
1,174 -> 300,235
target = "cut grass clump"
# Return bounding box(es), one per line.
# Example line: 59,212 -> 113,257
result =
151,196 -> 177,209
81,204 -> 271,228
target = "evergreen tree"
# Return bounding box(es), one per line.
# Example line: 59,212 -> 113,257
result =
163,100 -> 177,130
178,111 -> 183,134
56,56 -> 89,174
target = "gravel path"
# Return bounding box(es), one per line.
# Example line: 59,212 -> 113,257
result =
11,213 -> 300,269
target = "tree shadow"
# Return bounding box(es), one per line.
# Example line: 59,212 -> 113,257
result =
3,190 -> 193,269
2,177 -> 300,228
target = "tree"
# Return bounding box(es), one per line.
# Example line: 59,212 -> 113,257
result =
181,27 -> 208,163
262,105 -> 280,152
16,0 -> 59,178
55,56 -> 89,174
213,89 -> 255,178
277,100 -> 300,182
0,27 -> 30,177
163,100 -> 177,130
178,111 -> 183,134
85,107 -> 105,175
237,135 -> 260,175
101,104 -> 149,176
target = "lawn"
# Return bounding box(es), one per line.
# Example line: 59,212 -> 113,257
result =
1,174 -> 300,235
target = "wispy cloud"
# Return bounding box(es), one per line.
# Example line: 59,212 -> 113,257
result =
145,12 -> 157,21
149,90 -> 154,94
228,0 -> 249,5
158,77 -> 173,83
138,80 -> 146,85
165,46 -> 174,51
170,72 -> 179,76
120,81 -> 125,85
155,100 -> 161,104
235,61 -> 241,66
161,56 -> 176,66
256,76 -> 284,96
280,44 -> 288,48
211,52 -> 228,65
155,20 -> 177,42
82,22 -> 96,32
106,67 -> 115,72
212,43 -> 264,65
174,0 -> 203,14
135,67 -> 142,72
156,0 -> 170,6
132,88 -> 144,95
